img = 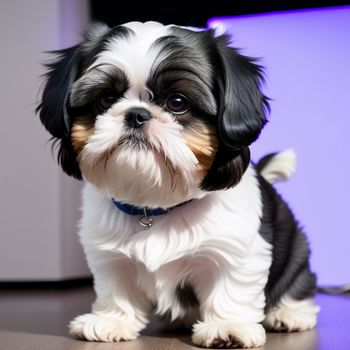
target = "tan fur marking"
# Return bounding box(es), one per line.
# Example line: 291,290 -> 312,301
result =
184,122 -> 218,177
71,121 -> 94,155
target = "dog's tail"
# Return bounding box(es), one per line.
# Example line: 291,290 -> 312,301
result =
256,149 -> 297,184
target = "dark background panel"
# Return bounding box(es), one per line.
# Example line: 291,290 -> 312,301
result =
91,0 -> 350,27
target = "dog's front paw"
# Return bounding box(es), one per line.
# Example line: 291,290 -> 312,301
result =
192,321 -> 266,348
69,313 -> 139,342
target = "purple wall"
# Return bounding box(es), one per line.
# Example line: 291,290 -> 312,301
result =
208,7 -> 350,286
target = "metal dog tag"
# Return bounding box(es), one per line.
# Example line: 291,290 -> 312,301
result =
139,208 -> 153,230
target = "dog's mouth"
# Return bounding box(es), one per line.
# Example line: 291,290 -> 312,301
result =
117,132 -> 178,185
118,133 -> 152,150
118,133 -> 173,166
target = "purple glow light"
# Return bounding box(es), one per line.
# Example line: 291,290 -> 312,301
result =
209,7 -> 350,286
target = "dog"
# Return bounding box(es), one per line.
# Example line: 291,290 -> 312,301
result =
37,21 -> 319,348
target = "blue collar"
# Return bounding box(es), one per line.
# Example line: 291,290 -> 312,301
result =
112,199 -> 168,216
112,199 -> 193,216
112,198 -> 193,230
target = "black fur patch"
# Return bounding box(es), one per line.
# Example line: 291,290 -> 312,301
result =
201,146 -> 251,191
37,46 -> 83,179
212,35 -> 269,151
78,24 -> 132,76
149,28 -> 218,119
257,172 -> 317,311
176,284 -> 199,310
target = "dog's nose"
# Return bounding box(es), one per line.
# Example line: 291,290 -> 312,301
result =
125,108 -> 151,129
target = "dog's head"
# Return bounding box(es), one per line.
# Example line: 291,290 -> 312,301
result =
38,21 -> 268,208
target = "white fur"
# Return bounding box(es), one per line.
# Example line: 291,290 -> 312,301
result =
192,321 -> 266,348
69,166 -> 273,347
263,296 -> 320,332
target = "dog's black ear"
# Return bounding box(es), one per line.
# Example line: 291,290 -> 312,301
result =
213,34 -> 269,151
201,32 -> 269,191
37,22 -> 110,179
37,46 -> 82,178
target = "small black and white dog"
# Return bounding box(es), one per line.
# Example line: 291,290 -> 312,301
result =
38,21 -> 319,348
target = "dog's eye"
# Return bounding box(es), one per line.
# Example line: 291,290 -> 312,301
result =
166,94 -> 189,115
97,90 -> 117,111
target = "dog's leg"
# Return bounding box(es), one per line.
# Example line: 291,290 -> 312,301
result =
192,282 -> 266,348
69,255 -> 151,342
191,244 -> 271,349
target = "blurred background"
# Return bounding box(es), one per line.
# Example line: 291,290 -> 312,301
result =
0,0 -> 349,288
